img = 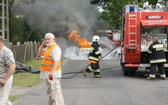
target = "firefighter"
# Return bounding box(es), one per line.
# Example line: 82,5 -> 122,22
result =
147,37 -> 167,80
83,35 -> 102,78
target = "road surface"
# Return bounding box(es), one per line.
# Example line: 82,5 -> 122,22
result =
13,59 -> 168,105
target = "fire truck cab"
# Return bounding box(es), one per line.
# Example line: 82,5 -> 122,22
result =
121,5 -> 168,76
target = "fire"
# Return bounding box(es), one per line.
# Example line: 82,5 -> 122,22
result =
68,30 -> 91,48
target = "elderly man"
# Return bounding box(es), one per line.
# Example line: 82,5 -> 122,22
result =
37,33 -> 65,105
0,36 -> 16,105
147,37 -> 167,80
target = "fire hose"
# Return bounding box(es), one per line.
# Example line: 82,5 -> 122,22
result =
61,45 -> 119,79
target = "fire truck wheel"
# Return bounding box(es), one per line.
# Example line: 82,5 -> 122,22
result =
123,69 -> 136,76
123,69 -> 129,76
130,70 -> 136,77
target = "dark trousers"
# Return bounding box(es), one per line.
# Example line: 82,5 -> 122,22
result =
150,63 -> 165,75
86,63 -> 100,75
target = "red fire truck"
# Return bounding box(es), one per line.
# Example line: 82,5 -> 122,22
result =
120,5 -> 168,76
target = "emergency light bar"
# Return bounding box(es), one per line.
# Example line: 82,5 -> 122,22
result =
125,5 -> 138,12
146,16 -> 162,19
130,6 -> 134,12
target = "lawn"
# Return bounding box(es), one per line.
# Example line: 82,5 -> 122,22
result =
10,58 -> 42,102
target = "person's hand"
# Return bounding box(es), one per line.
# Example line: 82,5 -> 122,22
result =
36,55 -> 40,60
49,72 -> 53,81
0,78 -> 7,87
99,55 -> 103,59
41,40 -> 46,47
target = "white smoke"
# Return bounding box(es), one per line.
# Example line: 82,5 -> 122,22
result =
63,46 -> 88,60
62,36 -> 119,60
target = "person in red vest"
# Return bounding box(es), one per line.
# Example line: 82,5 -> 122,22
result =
37,33 -> 65,105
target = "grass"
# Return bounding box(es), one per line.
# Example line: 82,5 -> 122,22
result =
10,58 -> 42,102
12,72 -> 41,87
13,58 -> 42,87
9,95 -> 18,103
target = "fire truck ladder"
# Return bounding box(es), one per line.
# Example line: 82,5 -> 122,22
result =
128,13 -> 137,49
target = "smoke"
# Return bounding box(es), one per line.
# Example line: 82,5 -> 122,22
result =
99,36 -> 117,60
12,0 -> 111,60
64,46 -> 88,60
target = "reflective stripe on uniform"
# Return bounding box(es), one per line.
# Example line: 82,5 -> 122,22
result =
88,66 -> 93,72
160,74 -> 166,78
153,44 -> 164,50
41,63 -> 61,67
150,59 -> 166,63
149,74 -> 156,78
42,58 -> 53,61
147,50 -> 152,53
89,47 -> 94,53
94,69 -> 100,72
95,51 -> 101,55
88,56 -> 99,61
88,66 -> 100,72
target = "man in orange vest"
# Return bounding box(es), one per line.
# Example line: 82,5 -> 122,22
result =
37,33 -> 65,105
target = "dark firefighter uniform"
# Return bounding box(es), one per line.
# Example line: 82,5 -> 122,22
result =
83,41 -> 102,78
147,40 -> 167,80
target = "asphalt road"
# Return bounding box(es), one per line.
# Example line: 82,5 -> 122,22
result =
14,59 -> 168,105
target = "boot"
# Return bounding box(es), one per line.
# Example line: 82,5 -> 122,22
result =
83,70 -> 87,77
147,77 -> 155,80
94,75 -> 101,78
161,77 -> 167,80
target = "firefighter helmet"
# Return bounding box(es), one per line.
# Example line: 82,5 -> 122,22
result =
92,35 -> 100,42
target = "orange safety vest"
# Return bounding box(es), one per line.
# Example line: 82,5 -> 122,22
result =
41,44 -> 61,71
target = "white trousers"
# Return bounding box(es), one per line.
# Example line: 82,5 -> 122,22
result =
0,75 -> 13,105
46,78 -> 65,105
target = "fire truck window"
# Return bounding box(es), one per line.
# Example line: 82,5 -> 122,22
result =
141,26 -> 168,50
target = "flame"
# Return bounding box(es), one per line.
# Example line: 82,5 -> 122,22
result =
68,30 -> 91,48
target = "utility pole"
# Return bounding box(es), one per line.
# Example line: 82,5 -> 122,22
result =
0,0 -> 9,47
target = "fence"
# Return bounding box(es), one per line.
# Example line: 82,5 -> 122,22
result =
9,41 -> 41,63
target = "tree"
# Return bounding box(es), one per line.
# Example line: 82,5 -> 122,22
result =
147,0 -> 158,7
98,0 -> 135,29
9,0 -> 43,44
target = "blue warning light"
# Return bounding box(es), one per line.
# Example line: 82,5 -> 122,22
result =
130,6 -> 134,12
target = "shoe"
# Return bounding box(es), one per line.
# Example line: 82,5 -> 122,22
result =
83,70 -> 87,77
94,75 -> 101,78
147,77 -> 155,80
161,77 -> 167,80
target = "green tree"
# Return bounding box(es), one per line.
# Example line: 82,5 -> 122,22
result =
9,0 -> 43,44
98,0 -> 135,29
147,0 -> 158,7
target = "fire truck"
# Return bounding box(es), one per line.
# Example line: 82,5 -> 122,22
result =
120,5 -> 168,76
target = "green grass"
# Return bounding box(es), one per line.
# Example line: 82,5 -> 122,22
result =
13,58 -> 42,87
9,95 -> 18,102
10,59 -> 42,102
13,72 -> 41,87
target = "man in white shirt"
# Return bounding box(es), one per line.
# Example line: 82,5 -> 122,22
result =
37,33 -> 65,105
